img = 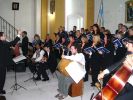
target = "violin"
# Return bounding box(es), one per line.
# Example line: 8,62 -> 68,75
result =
93,55 -> 133,100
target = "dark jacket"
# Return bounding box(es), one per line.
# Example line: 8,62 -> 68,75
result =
22,36 -> 29,56
0,37 -> 20,66
44,50 -> 57,73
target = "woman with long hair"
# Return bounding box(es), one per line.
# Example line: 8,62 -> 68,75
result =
90,34 -> 103,86
81,35 -> 92,82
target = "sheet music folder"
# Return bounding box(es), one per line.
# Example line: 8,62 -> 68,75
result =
84,47 -> 95,53
113,39 -> 123,48
65,61 -> 86,84
13,55 -> 26,63
96,47 -> 110,53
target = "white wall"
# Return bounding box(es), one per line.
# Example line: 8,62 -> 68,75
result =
35,0 -> 41,36
65,0 -> 85,31
95,0 -> 132,34
0,0 -> 36,41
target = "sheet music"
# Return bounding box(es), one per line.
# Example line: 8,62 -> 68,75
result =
113,39 -> 123,48
13,55 -> 26,63
96,47 -> 110,54
122,37 -> 128,43
86,34 -> 93,41
65,61 -> 86,84
53,43 -> 61,49
84,47 -> 95,53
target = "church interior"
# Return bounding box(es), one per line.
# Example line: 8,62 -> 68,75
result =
0,0 -> 133,100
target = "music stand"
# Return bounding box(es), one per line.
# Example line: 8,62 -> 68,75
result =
23,58 -> 38,86
24,71 -> 37,86
10,62 -> 27,94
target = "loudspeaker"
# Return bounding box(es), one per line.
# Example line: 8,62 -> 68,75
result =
12,2 -> 19,10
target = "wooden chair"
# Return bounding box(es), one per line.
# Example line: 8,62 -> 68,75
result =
69,79 -> 84,100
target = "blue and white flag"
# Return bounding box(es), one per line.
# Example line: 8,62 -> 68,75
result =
97,0 -> 104,26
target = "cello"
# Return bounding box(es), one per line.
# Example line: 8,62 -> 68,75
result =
93,55 -> 133,100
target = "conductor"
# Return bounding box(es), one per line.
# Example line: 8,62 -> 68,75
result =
0,31 -> 21,94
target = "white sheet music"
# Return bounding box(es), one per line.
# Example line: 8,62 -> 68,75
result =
13,55 -> 26,63
65,61 -> 86,84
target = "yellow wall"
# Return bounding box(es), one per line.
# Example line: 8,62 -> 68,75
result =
41,0 -> 48,39
41,0 -> 94,39
54,0 -> 65,32
41,0 -> 65,40
48,0 -> 65,40
85,0 -> 94,29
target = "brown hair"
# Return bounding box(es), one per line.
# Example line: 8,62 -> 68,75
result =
81,35 -> 88,44
0,32 -> 4,37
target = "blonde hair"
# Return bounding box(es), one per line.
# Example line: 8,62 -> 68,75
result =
93,34 -> 101,45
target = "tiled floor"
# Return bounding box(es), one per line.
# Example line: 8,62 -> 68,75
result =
3,69 -> 99,100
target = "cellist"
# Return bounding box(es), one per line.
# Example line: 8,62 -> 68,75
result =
98,35 -> 133,100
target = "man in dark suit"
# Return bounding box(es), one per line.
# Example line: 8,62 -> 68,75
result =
98,36 -> 133,100
0,31 -> 21,94
44,44 -> 57,74
21,31 -> 29,56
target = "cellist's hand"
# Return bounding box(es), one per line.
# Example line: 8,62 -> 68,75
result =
124,55 -> 133,68
61,55 -> 65,59
98,71 -> 105,80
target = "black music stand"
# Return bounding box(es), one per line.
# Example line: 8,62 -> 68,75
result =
10,62 -> 27,94
24,71 -> 37,86
24,60 -> 38,86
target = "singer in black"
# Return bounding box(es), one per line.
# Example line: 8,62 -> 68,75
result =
0,32 -> 21,94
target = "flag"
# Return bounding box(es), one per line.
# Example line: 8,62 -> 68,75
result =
97,0 -> 104,27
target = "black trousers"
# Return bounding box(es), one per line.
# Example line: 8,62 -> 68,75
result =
84,61 -> 90,81
0,65 -> 6,91
103,74 -> 112,87
37,63 -> 49,79
91,64 -> 100,84
115,83 -> 133,100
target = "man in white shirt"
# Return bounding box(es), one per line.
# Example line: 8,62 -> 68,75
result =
29,43 -> 45,80
98,36 -> 133,100
55,43 -> 85,100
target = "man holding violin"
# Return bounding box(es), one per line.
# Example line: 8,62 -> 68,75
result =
98,28 -> 133,100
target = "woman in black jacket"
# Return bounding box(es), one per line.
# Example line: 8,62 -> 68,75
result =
81,35 -> 92,82
90,34 -> 103,86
